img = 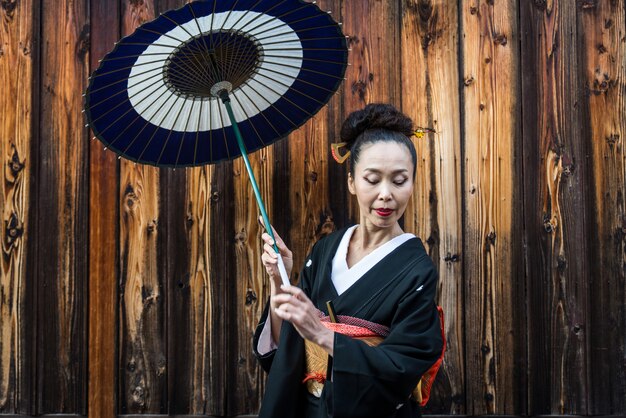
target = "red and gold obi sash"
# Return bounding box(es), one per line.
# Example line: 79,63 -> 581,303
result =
302,306 -> 446,407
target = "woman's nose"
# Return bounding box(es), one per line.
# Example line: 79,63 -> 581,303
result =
378,184 -> 392,200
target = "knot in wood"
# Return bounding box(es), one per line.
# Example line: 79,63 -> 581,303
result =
245,288 -> 258,306
351,80 -> 367,102
234,229 -> 247,243
444,252 -> 460,262
464,76 -> 475,86
469,6 -> 478,15
606,133 -> 619,146
132,385 -> 145,407
572,324 -> 582,334
147,219 -> 158,233
533,0 -> 547,11
309,171 -> 318,182
126,360 -> 136,372
9,148 -> 25,177
211,190 -> 220,202
580,0 -> 597,10
1,0 -> 17,18
493,33 -> 508,46
5,213 -> 23,246
543,213 -> 555,233
557,255 -> 567,272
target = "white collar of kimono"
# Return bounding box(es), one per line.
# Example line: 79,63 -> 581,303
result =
331,225 -> 415,295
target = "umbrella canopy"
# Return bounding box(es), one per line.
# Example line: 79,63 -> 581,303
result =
84,0 -> 348,167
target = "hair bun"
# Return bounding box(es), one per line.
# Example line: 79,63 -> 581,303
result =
339,103 -> 414,147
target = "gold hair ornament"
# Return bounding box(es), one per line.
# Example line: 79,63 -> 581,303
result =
331,142 -> 350,164
413,127 -> 437,139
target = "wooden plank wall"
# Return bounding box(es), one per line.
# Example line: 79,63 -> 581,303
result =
0,0 -> 624,416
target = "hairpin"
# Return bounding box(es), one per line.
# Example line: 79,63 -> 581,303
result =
331,142 -> 350,164
413,127 -> 437,139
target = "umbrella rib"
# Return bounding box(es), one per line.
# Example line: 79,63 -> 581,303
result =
235,0 -> 290,34
250,74 -> 318,118
98,51 -> 171,62
234,85 -> 282,138
188,3 -> 222,84
225,0 -> 264,31
216,101 -> 232,161
192,98 -> 204,166
254,24 -> 343,43
242,79 -> 298,129
226,35 -> 260,85
241,4 -> 309,36
88,66 -> 163,94
89,75 -> 168,125
263,53 -> 347,66
137,25 -> 213,80
156,95 -> 188,166
218,0 -> 241,84
260,35 -> 346,46
229,90 -> 267,149
253,71 -> 326,106
160,13 -> 220,82
254,64 -> 337,93
260,58 -> 346,80
105,84 -> 173,150
136,91 -> 183,162
174,98 -> 197,167
90,58 -> 167,78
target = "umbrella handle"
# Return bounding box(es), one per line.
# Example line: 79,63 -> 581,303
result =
219,91 -> 290,287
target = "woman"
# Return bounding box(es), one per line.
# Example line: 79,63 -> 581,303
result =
254,104 -> 444,418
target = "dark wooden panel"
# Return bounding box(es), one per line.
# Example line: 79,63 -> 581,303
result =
341,0 -> 401,221
0,0 -> 35,414
36,0 -> 89,413
118,1 -> 166,412
461,0 -> 525,414
169,166 -> 224,415
520,0 -> 592,414
87,0 -> 120,417
160,167 -> 190,415
227,147 -> 273,415
209,161 -> 233,417
579,0 -> 626,414
400,0 -> 464,414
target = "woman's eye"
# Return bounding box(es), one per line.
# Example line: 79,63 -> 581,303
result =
364,177 -> 379,184
394,178 -> 408,185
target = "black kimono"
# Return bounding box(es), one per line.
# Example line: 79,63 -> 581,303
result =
253,227 -> 443,418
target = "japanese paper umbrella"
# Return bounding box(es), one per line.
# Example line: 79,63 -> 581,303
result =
84,0 -> 348,285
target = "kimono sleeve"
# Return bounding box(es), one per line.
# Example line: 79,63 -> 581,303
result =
328,263 -> 443,417
252,242 -> 318,373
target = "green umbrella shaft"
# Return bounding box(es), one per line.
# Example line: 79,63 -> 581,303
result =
219,94 -> 280,256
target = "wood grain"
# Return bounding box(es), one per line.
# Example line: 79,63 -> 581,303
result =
400,0 -> 464,414
36,0 -> 89,413
580,0 -> 626,414
520,0 -> 592,414
0,0 -> 34,413
228,146 -> 273,415
170,166 -> 222,415
118,1 -> 166,413
342,0 -> 401,221
461,0 -> 524,414
87,0 -> 120,417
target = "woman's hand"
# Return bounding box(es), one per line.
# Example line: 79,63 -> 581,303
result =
272,285 -> 335,356
259,217 -> 293,293
259,217 -> 294,344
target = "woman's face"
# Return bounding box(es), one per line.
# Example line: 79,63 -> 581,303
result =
348,141 -> 415,230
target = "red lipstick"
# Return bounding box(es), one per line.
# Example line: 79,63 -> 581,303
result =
375,208 -> 393,217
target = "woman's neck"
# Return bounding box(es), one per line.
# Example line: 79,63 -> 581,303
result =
352,221 -> 403,251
